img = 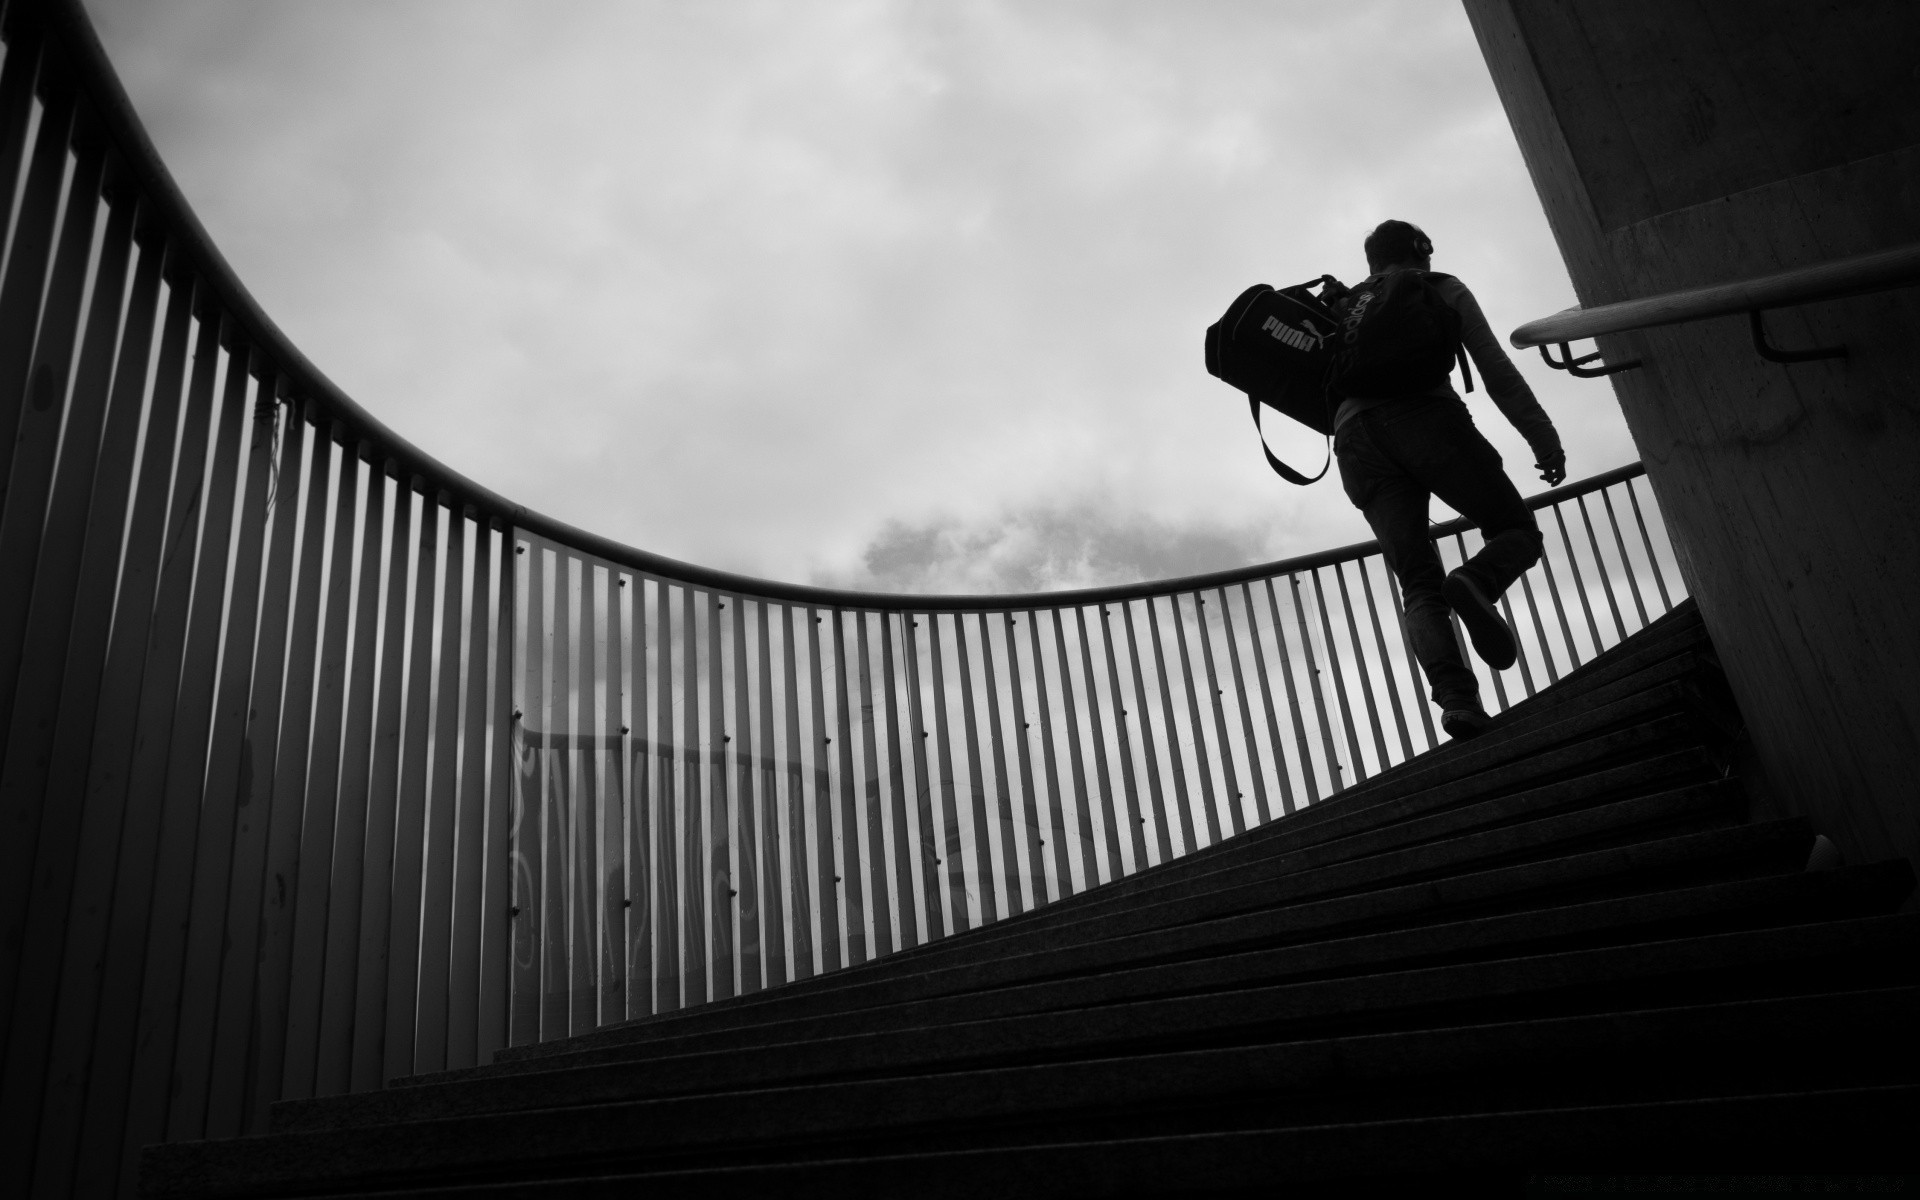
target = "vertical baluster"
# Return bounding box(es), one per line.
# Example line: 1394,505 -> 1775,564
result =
36,271 -> 193,1179
1215,589 -> 1269,827
1310,569 -> 1369,782
1168,595 -> 1222,847
0,206 -> 155,1162
653,585 -> 681,1008
222,401 -> 325,1126
857,615 -> 893,950
564,562 -> 598,1032
0,127 -> 106,765
478,527 -> 516,1053
754,601 -> 786,984
999,614 -> 1045,911
1144,598 -> 1196,855
543,552 -> 575,1035
1239,583 -> 1298,819
1098,607 -> 1148,874
1288,575 -> 1342,797
71,308 -> 222,1196
903,616 -> 948,928
1377,566 -> 1439,748
1516,570 -> 1559,687
1073,608 -> 1123,880
1533,514 -> 1581,671
626,575 -> 656,1016
731,597 -> 762,991
1352,564 -> 1414,763
1625,476 -> 1674,611
881,614 -> 920,943
352,468 -> 413,1075
0,84 -> 76,578
1601,487 -> 1652,628
595,567 -> 627,1025
679,587 -> 706,1004
1205,595 -> 1251,837
1578,494 -> 1628,642
509,538 -> 547,1039
1332,564 -> 1392,769
779,605 -> 813,976
708,594 -> 734,999
385,491 -> 441,1073
929,615 -> 971,923
832,610 -> 871,960
282,429 -> 365,1095
971,613 -> 1015,912
561,563 -> 595,1032
1551,504 -> 1604,659
447,519 -> 496,1066
277,439 -> 378,1102
306,453 -> 386,1092
804,609 -> 841,970
420,499 -> 472,1059
0,25 -> 44,248
1192,593 -> 1246,837
122,331 -> 252,1160
1025,612 -> 1074,898
1123,602 -> 1175,861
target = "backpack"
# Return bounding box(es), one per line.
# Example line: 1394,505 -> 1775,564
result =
1203,275 -> 1347,484
1329,269 -> 1474,400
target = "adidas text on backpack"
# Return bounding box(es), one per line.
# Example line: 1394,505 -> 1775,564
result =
1329,268 -> 1474,400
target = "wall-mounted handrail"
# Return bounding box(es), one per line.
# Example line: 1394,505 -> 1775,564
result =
1511,242 -> 1920,348
0,3 -> 1691,1196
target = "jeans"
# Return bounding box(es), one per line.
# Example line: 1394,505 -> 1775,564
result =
1334,397 -> 1542,708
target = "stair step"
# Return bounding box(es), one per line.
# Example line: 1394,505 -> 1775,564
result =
273,863 -> 1913,1135
494,779 -> 1741,1066
576,668 -> 1724,1042
157,986 -> 1917,1198
459,1085 -> 1911,1199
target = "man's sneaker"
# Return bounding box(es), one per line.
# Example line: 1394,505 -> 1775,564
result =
1442,568 -> 1518,670
1441,704 -> 1492,740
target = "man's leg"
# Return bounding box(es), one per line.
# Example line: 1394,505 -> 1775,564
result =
1370,399 -> 1543,669
1335,418 -> 1481,718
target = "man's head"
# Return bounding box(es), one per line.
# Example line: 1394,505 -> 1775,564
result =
1364,219 -> 1434,273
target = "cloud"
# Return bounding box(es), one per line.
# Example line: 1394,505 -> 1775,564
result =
822,498 -> 1299,596
79,0 -> 1642,592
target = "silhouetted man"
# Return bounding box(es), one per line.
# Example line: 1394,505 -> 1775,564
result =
1333,220 -> 1565,739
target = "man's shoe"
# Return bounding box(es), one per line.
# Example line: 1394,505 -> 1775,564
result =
1441,705 -> 1492,740
1442,568 -> 1518,670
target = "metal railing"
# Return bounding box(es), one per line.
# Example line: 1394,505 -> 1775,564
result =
0,2 -> 1688,1196
509,461 -> 1683,1019
1512,241 -> 1920,375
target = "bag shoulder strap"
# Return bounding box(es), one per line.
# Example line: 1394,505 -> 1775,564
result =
1249,395 -> 1330,485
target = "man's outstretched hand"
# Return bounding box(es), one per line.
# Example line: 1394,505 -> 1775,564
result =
1536,449 -> 1567,486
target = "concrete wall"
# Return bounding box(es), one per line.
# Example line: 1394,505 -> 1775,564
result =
1464,1 -> 1920,877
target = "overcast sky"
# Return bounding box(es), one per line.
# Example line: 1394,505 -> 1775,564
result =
81,0 -> 1639,597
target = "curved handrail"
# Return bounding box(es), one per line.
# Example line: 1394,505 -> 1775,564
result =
1510,241 -> 1920,349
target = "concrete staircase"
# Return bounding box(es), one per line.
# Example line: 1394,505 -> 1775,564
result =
141,601 -> 1920,1196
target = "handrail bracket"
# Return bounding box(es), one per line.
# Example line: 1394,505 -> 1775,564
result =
1749,309 -> 1846,364
1540,341 -> 1642,378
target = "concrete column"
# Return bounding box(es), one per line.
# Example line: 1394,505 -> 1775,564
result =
1464,0 -> 1920,878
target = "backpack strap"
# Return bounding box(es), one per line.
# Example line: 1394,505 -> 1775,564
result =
1250,395 -> 1331,485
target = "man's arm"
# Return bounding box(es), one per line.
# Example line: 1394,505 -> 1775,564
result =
1440,277 -> 1566,485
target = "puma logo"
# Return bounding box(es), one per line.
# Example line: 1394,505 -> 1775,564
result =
1261,315 -> 1322,353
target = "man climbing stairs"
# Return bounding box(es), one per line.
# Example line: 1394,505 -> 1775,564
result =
140,601 -> 1919,1196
